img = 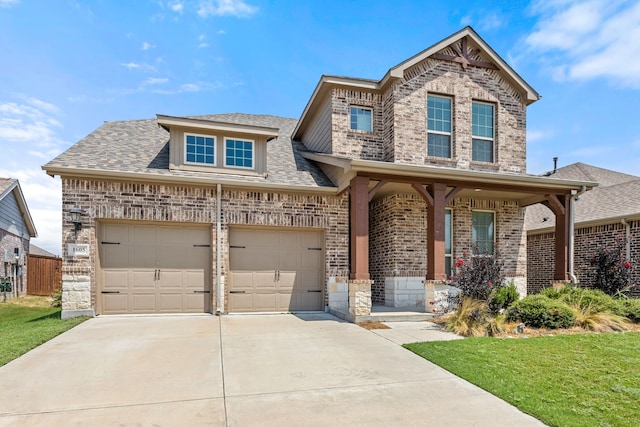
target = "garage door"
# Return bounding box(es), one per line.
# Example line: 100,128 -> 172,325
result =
98,223 -> 211,314
229,228 -> 324,312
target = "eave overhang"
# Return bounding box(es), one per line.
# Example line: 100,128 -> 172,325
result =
301,152 -> 597,204
41,165 -> 337,195
157,114 -> 280,137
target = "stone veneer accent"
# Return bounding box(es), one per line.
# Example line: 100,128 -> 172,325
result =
60,178 -> 349,317
370,193 -> 527,306
527,220 -> 640,296
348,280 -> 372,316
0,228 -> 29,297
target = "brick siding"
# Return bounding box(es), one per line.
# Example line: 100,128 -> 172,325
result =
0,228 -> 29,297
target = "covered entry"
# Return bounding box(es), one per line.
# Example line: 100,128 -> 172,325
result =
98,222 -> 212,314
228,228 -> 324,312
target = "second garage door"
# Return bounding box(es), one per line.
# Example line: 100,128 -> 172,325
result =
228,228 -> 324,312
98,222 -> 211,315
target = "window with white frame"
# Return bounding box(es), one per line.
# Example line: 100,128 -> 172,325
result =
472,211 -> 495,255
185,134 -> 215,165
427,95 -> 452,158
445,209 -> 453,278
224,138 -> 254,169
350,106 -> 372,132
472,101 -> 494,163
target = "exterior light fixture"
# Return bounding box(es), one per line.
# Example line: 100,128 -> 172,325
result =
70,207 -> 83,238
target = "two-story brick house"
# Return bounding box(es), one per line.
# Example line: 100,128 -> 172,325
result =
44,27 -> 595,320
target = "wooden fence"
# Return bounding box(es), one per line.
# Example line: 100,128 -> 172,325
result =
27,254 -> 62,296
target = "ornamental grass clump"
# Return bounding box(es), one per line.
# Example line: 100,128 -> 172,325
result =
567,302 -> 630,332
443,297 -> 493,337
450,247 -> 504,301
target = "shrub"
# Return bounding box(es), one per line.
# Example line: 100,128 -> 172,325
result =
507,295 -> 576,329
611,298 -> 640,323
443,297 -> 493,337
51,290 -> 62,308
489,282 -> 519,313
451,248 -> 504,301
557,287 -> 615,313
588,235 -> 634,296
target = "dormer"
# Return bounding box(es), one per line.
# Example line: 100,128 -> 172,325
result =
157,114 -> 279,177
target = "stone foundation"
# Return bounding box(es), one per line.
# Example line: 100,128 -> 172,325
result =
328,276 -> 348,311
424,280 -> 459,314
349,280 -> 372,317
61,274 -> 95,318
384,276 -> 425,308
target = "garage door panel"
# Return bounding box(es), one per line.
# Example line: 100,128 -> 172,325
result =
255,230 -> 280,248
99,223 -> 211,315
298,292 -> 323,311
255,293 -> 278,311
229,293 -> 253,312
255,271 -> 276,289
277,292 -> 293,311
277,271 -> 296,290
279,251 -> 300,271
229,272 -> 254,290
301,250 -> 322,269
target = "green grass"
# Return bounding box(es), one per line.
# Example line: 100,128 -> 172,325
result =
0,301 -> 87,367
405,333 -> 640,427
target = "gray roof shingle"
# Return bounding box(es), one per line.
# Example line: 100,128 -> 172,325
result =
525,163 -> 640,231
43,113 -> 334,189
0,177 -> 17,197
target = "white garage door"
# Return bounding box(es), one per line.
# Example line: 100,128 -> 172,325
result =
98,222 -> 211,314
228,228 -> 324,312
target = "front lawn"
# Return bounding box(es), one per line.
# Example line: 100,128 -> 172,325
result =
405,333 -> 640,427
0,300 -> 87,366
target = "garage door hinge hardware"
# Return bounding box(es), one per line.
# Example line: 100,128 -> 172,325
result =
101,291 -> 120,294
307,290 -> 322,293
230,245 -> 246,249
193,290 -> 210,294
101,241 -> 120,245
193,244 -> 211,248
307,247 -> 322,251
230,290 -> 246,294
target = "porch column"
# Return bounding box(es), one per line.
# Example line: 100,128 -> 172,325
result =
545,194 -> 571,281
348,175 -> 372,318
350,176 -> 370,280
427,183 -> 447,280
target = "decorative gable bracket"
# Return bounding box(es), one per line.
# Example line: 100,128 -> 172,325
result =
432,36 -> 498,70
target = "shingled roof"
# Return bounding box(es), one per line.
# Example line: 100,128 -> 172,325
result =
43,113 -> 335,190
525,163 -> 640,232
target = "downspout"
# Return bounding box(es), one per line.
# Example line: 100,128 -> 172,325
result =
216,183 -> 223,314
568,186 -> 587,284
621,218 -> 631,261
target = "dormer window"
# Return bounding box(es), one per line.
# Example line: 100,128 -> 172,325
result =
224,138 -> 254,169
185,134 -> 216,165
350,106 -> 372,132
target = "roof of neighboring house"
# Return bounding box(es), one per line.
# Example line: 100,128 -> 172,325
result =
525,163 -> 640,233
43,113 -> 335,192
0,177 -> 38,238
29,243 -> 58,258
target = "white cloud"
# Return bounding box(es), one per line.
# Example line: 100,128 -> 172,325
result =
199,43 -> 209,48
143,77 -> 169,85
121,62 -> 141,69
120,62 -> 157,72
526,129 -> 554,143
526,0 -> 640,88
169,1 -> 183,13
141,42 -> 155,50
217,29 -> 226,35
152,81 -> 223,95
0,0 -> 19,8
459,10 -> 504,31
197,0 -> 258,18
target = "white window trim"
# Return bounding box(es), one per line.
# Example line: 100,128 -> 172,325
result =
471,209 -> 496,256
223,137 -> 256,170
349,105 -> 373,132
184,132 -> 216,166
472,100 -> 495,163
427,94 -> 453,158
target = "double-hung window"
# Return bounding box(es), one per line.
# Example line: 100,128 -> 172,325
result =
427,95 -> 452,158
350,106 -> 372,132
185,134 -> 215,165
472,102 -> 494,163
224,138 -> 254,169
472,211 -> 495,255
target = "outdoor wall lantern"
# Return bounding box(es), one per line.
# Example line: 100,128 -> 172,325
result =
70,208 -> 83,238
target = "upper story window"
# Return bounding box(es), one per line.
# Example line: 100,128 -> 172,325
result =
472,210 -> 495,255
350,106 -> 372,132
472,102 -> 494,163
427,95 -> 452,158
224,138 -> 254,169
185,134 -> 215,165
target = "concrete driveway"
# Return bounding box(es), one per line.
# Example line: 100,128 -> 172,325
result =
0,313 -> 544,426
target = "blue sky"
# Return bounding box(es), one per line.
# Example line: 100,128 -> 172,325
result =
1,0 -> 639,254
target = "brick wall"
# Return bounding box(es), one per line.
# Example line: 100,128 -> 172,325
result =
0,228 -> 29,297
369,192 -> 526,305
527,220 -> 640,296
61,178 -> 349,314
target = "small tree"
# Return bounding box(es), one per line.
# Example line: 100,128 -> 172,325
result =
589,235 -> 633,296
451,247 -> 505,301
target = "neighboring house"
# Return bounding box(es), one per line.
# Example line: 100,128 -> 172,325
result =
43,27 -> 596,320
526,163 -> 640,295
0,178 -> 37,297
